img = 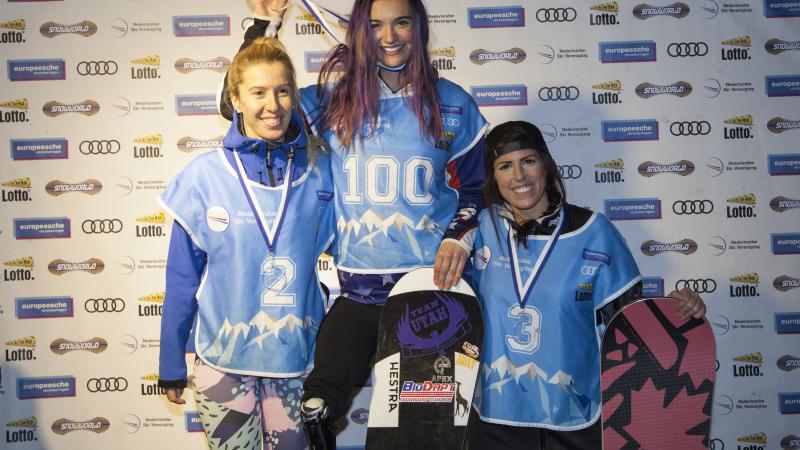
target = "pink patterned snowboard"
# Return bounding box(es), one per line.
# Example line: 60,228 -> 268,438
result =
601,298 -> 715,449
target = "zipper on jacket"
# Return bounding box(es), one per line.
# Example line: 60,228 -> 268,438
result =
265,149 -> 276,187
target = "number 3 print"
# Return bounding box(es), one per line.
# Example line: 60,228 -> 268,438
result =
506,304 -> 542,354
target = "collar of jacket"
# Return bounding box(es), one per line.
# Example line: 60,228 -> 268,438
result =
499,198 -> 564,236
223,109 -> 309,176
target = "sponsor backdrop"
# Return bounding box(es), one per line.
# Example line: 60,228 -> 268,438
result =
0,0 -> 798,449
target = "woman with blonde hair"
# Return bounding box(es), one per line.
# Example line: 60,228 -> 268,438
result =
158,37 -> 334,450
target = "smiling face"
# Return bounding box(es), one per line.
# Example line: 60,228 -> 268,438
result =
370,0 -> 414,70
230,61 -> 294,141
493,148 -> 550,222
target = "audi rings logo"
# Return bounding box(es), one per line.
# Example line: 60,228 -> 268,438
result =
84,298 -> 126,313
667,42 -> 709,57
673,200 -> 714,215
86,377 -> 128,392
539,86 -> 580,101
536,7 -> 577,22
708,438 -> 724,450
676,278 -> 717,293
82,219 -> 123,234
670,121 -> 711,136
582,265 -> 600,275
557,165 -> 582,179
76,61 -> 118,76
80,140 -> 120,155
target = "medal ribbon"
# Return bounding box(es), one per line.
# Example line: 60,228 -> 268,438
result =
508,208 -> 566,309
231,150 -> 293,254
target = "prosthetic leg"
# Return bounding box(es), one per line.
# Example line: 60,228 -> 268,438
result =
301,398 -> 336,450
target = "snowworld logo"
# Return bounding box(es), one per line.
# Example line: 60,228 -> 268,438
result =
51,417 -> 110,435
638,160 -> 695,177
47,258 -> 104,275
640,239 -> 698,255
773,275 -> 800,292
770,196 -> 800,212
767,117 -> 800,133
45,179 -> 102,195
50,338 -> 108,355
469,48 -> 527,64
177,136 -> 223,153
635,81 -> 692,98
765,38 -> 800,54
39,20 -> 96,38
174,57 -> 230,74
633,2 -> 690,19
43,100 -> 99,117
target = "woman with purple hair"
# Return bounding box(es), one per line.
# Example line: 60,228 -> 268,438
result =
223,1 -> 488,447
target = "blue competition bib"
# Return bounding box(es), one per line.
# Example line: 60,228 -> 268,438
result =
159,148 -> 334,376
471,207 -> 640,429
299,78 -> 488,273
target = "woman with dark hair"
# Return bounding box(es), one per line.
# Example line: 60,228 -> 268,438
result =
226,1 -> 488,448
467,121 -> 706,449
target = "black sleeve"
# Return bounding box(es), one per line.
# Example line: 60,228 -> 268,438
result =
219,18 -> 277,121
595,280 -> 643,326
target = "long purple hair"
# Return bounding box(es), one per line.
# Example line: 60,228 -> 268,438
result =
317,0 -> 443,148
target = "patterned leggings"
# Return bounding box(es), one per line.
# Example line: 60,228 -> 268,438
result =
191,358 -> 309,450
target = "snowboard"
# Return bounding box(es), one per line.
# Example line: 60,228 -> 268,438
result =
366,267 -> 484,450
601,297 -> 716,450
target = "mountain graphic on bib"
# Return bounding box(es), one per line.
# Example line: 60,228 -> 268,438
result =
201,311 -> 316,365
337,209 -> 442,260
479,355 -> 593,422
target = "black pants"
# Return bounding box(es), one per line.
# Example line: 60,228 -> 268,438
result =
465,410 -> 602,450
302,297 -> 383,421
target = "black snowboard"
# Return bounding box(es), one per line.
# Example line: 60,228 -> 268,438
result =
366,267 -> 484,450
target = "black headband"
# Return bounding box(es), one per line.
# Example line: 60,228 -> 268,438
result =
490,139 -> 548,162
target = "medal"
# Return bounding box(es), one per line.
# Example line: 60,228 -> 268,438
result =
230,149 -> 294,254
507,208 -> 566,308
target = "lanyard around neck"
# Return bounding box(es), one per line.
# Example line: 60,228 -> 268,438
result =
507,207 -> 566,309
231,150 -> 293,254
